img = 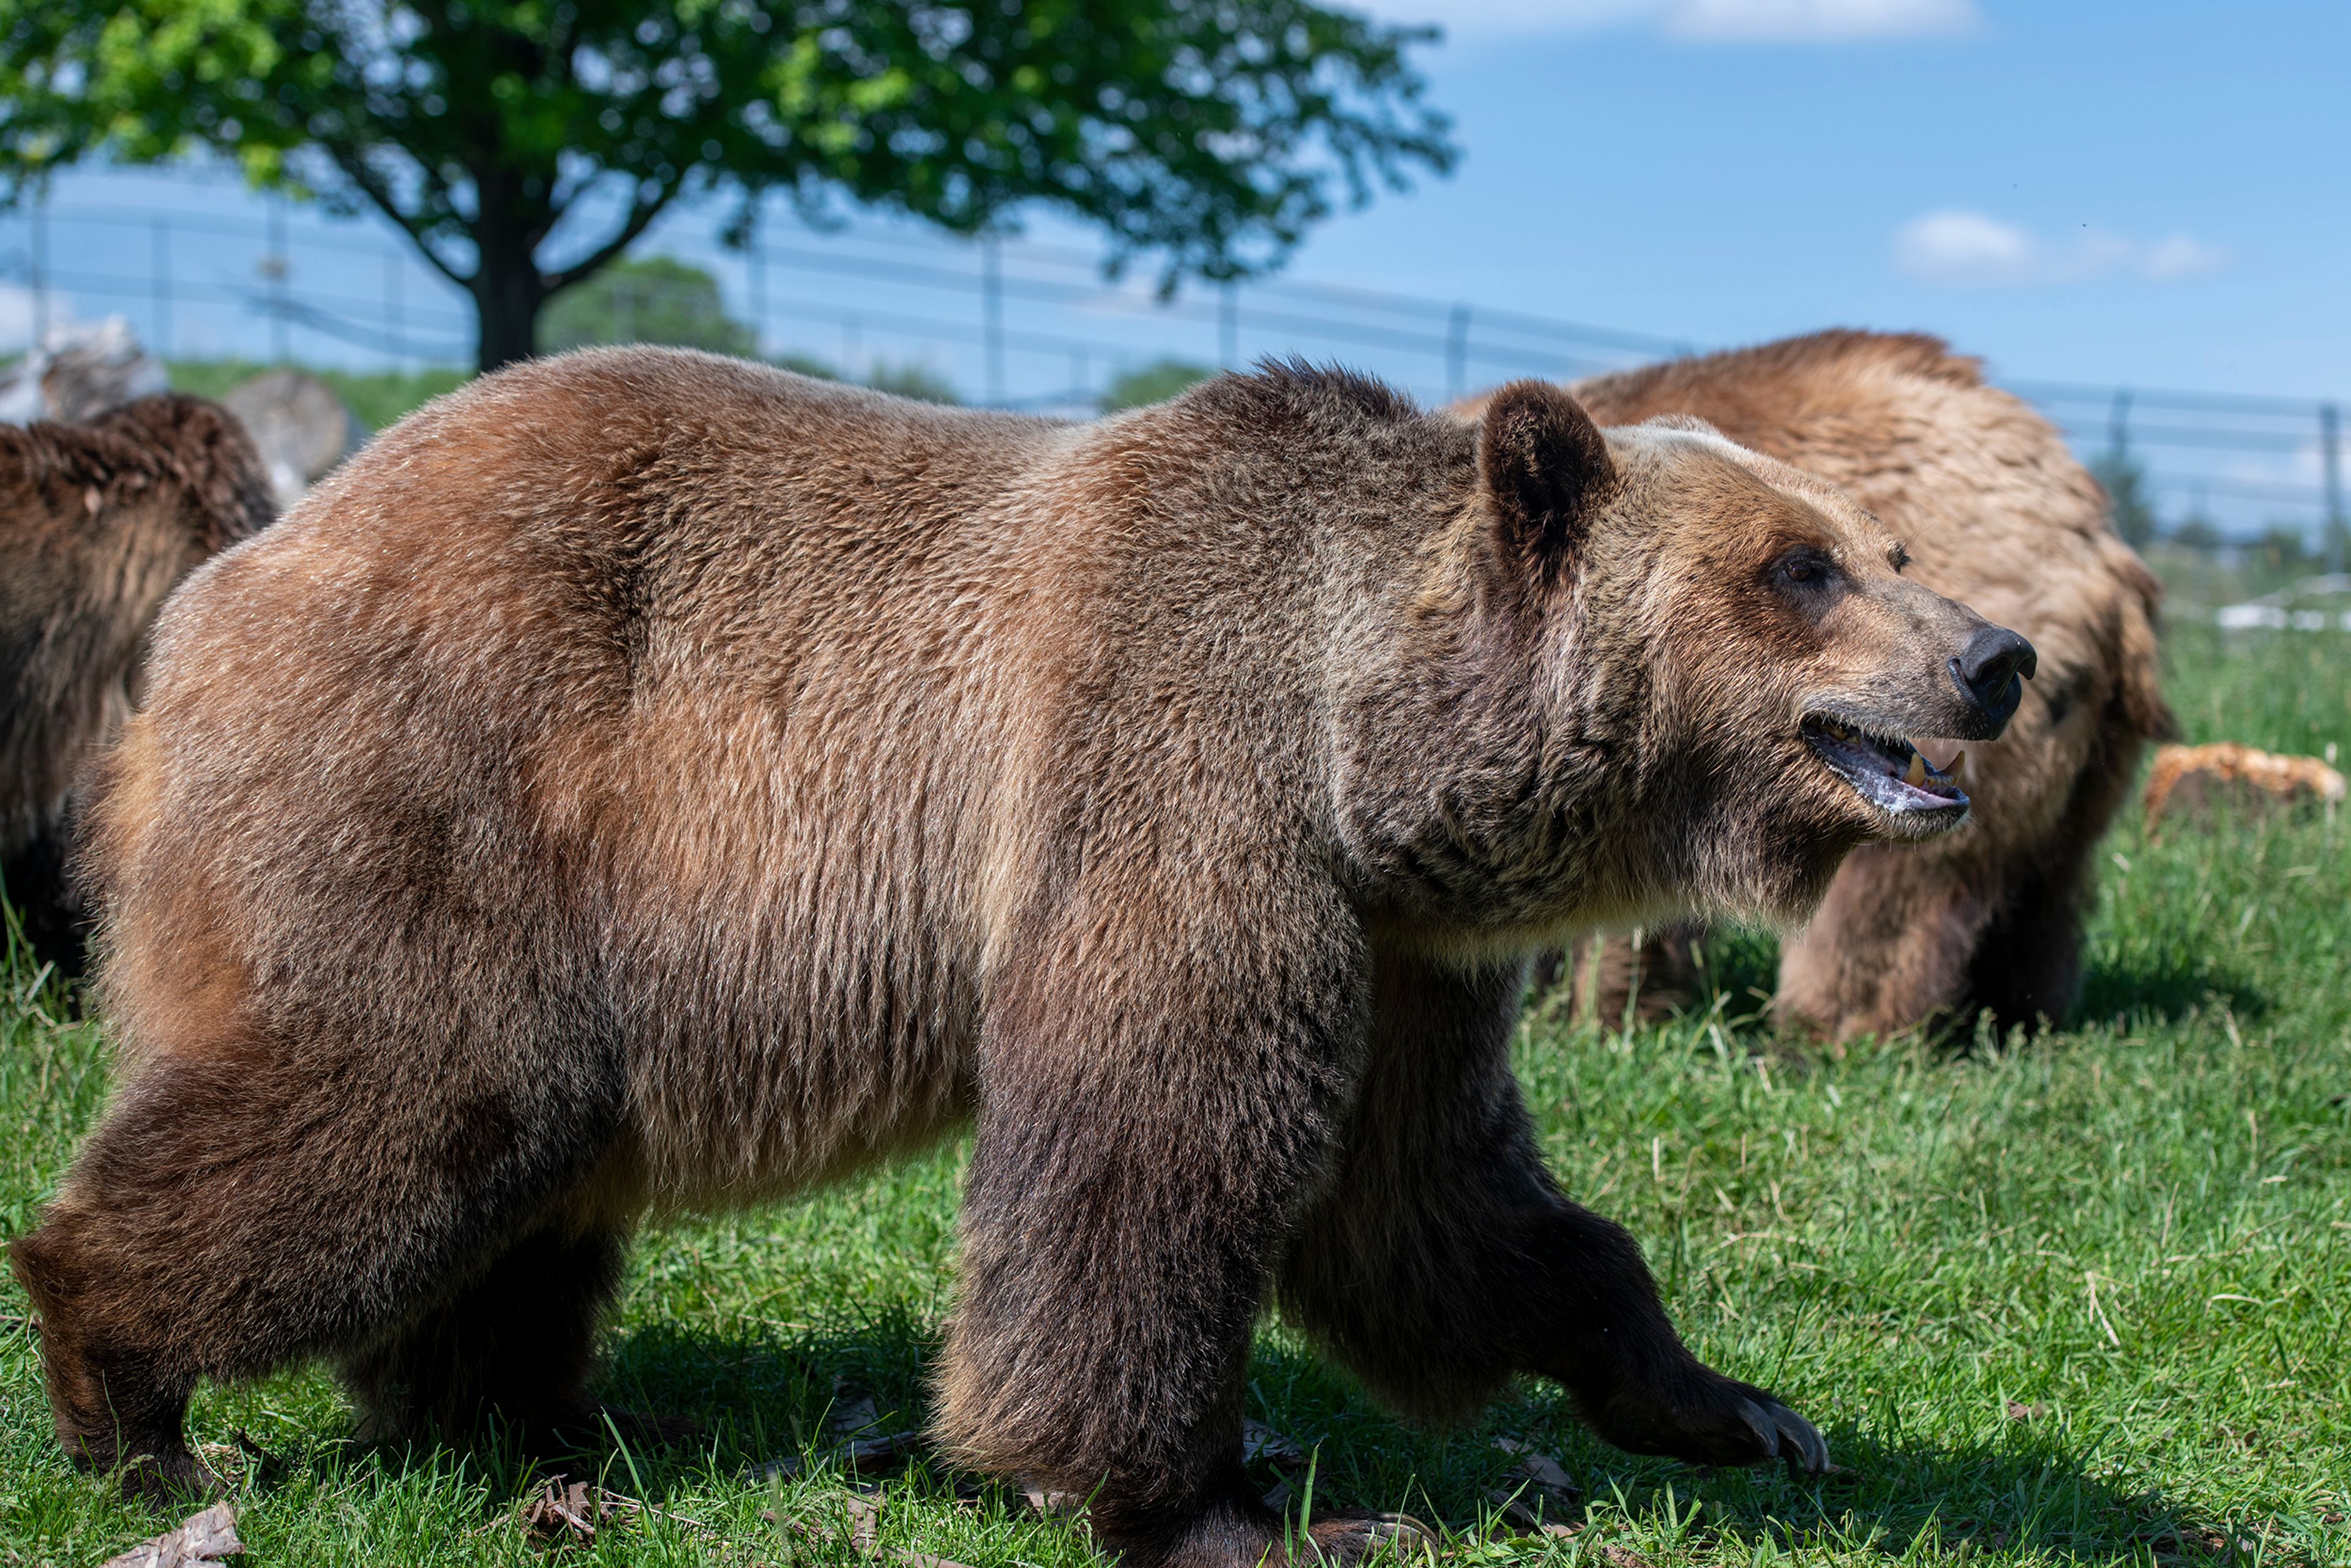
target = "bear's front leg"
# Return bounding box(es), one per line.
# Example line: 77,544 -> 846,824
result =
934,871 -> 1396,1566
1278,949 -> 1829,1477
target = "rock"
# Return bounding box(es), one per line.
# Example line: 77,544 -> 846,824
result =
222,370 -> 369,506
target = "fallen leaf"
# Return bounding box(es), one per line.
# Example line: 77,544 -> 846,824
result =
831,1376 -> 887,1440
744,1427 -> 921,1486
1488,1487 -> 1578,1537
522,1479 -> 604,1544
846,1431 -> 923,1472
1241,1419 -> 1305,1470
765,1489 -> 977,1567
2006,1401 -> 2045,1421
1493,1436 -> 1581,1505
1242,1419 -> 1318,1510
844,1491 -> 880,1553
1020,1482 -> 1084,1517
1600,1547 -> 1654,1568
100,1502 -> 243,1568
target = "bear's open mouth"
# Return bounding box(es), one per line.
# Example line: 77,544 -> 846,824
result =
1801,714 -> 1970,823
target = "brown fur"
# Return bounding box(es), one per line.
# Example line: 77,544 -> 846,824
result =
1468,331 -> 2175,1039
15,349 -> 2022,1561
0,397 -> 274,973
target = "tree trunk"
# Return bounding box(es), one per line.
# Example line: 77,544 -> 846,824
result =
471,257 -> 547,374
469,175 -> 551,374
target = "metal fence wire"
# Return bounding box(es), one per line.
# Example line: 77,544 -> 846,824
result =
5,191 -> 2342,557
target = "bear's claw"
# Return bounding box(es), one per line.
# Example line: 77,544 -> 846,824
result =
1738,1397 -> 1831,1475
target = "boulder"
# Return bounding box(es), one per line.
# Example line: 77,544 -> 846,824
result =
223,369 -> 369,506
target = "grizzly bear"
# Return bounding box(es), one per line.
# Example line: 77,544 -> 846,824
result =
1474,331 -> 2172,1040
0,396 -> 274,976
14,350 -> 2031,1565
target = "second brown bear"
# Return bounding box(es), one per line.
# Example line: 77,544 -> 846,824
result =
1492,331 -> 2173,1040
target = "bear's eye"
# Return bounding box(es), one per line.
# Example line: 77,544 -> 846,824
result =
1775,549 -> 1834,586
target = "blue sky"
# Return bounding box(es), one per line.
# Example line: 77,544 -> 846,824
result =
1295,0 -> 2347,398
6,0 -> 2342,415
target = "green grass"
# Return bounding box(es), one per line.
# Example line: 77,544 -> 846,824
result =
4,627 -> 2348,1567
164,359 -> 471,433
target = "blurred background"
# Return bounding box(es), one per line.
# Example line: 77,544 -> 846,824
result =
2,1 -> 2344,582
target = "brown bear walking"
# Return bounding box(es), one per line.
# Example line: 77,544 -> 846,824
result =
1488,331 -> 2172,1039
0,396 -> 275,976
15,350 -> 2031,1565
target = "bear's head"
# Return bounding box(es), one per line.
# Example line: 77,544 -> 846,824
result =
1370,380 -> 2033,942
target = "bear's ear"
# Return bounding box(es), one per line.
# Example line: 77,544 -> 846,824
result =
1477,381 -> 1616,585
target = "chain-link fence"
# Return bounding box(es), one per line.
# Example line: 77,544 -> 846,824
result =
4,186 -> 2341,558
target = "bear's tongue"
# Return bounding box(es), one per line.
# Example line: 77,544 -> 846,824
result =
1804,717 -> 1967,813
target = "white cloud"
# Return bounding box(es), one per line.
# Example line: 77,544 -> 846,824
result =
1664,0 -> 1980,40
2139,233 -> 2231,282
1894,210 -> 2038,286
1376,0 -> 1982,42
1892,209 -> 2232,288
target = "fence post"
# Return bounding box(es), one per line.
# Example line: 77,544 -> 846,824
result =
153,217 -> 171,359
29,186 -> 48,350
386,253 -> 403,362
2323,402 -> 2345,576
1445,303 -> 1470,404
268,197 -> 291,363
749,211 -> 765,358
982,236 -> 1005,405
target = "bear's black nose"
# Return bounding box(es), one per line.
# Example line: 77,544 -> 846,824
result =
1951,626 -> 2037,730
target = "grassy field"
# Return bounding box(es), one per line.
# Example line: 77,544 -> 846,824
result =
2,615 -> 2346,1567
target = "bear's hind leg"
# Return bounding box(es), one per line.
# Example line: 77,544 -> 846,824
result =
9,1220 -> 204,1499
12,1029 -> 625,1495
340,1221 -> 630,1454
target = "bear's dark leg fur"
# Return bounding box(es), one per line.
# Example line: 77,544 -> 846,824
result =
340,1222 -> 628,1450
1968,700 -> 2148,1032
1,819 -> 89,981
934,876 -> 1400,1566
10,1026 -> 624,1497
1279,950 -> 1825,1473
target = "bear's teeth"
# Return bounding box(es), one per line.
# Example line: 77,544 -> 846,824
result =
1947,749 -> 1966,779
1904,751 -> 1926,787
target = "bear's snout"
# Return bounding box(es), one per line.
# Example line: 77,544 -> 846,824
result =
1946,624 -> 2037,739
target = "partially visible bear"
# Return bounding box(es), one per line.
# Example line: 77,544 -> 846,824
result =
16,350 -> 2031,1566
1477,331 -> 2172,1040
0,396 -> 274,976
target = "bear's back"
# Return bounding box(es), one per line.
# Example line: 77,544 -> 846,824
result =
95,352 -> 1089,1205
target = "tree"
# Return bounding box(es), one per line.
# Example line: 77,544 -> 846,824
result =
541,257 -> 756,355
2090,443 -> 2158,550
863,359 -> 959,404
1100,356 -> 1212,411
1,0 -> 1455,372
